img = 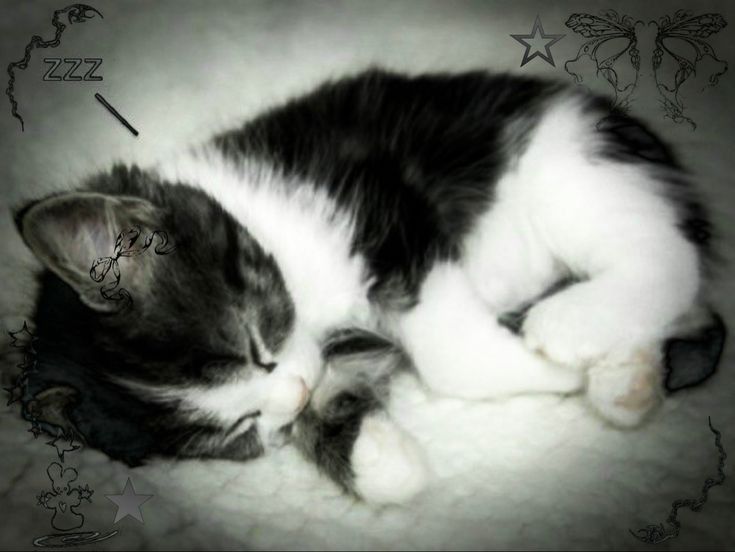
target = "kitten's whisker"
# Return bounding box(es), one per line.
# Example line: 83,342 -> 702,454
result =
168,425 -> 204,455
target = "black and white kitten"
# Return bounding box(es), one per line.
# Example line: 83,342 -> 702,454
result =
13,69 -> 719,503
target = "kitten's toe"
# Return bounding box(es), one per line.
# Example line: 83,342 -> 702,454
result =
585,348 -> 664,428
351,414 -> 428,504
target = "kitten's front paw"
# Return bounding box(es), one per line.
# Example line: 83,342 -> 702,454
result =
522,290 -> 619,370
586,348 -> 663,428
351,414 -> 428,504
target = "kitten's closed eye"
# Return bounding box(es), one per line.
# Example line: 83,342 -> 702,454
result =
247,323 -> 278,373
199,356 -> 248,383
224,409 -> 262,438
195,337 -> 277,383
248,341 -> 276,373
186,348 -> 251,383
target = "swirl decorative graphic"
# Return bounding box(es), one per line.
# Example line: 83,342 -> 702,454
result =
5,4 -> 103,131
33,531 -> 118,548
89,227 -> 175,308
564,9 -> 728,129
629,417 -> 727,544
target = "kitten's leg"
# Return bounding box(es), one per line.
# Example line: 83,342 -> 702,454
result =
395,263 -> 584,399
521,227 -> 700,371
516,157 -> 701,425
520,237 -> 698,425
508,100 -> 703,370
293,358 -> 428,504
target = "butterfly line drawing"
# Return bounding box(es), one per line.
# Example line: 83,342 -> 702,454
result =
89,227 -> 175,310
564,10 -> 728,129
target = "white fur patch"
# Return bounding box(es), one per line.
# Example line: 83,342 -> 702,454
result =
464,96 -> 699,317
155,147 -> 374,336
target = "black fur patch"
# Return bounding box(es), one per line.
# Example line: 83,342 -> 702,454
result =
215,69 -> 562,305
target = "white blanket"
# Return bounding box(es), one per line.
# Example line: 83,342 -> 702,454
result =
1,1 -> 733,549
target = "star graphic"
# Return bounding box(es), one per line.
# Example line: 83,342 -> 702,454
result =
510,15 -> 565,67
16,358 -> 37,375
4,383 -> 23,405
46,433 -> 80,461
106,478 -> 153,524
79,483 -> 94,502
8,321 -> 38,351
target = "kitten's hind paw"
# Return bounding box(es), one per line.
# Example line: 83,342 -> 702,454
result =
585,348 -> 664,428
352,414 -> 429,504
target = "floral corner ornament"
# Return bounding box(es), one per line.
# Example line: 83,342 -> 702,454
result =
5,4 -> 103,131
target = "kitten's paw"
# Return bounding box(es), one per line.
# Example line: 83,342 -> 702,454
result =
586,348 -> 663,428
522,290 -> 620,370
351,414 -> 428,504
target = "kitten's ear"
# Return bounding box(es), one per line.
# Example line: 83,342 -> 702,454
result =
16,192 -> 159,312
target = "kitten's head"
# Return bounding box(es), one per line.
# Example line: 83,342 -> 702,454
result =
14,165 -> 321,464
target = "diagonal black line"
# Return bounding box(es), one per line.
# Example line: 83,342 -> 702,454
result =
94,93 -> 138,136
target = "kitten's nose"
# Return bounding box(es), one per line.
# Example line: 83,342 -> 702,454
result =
267,375 -> 311,415
295,377 -> 310,412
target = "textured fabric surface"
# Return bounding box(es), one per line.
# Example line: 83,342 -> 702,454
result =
1,1 -> 733,550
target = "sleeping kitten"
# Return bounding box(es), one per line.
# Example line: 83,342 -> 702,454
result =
12,69 -> 720,504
